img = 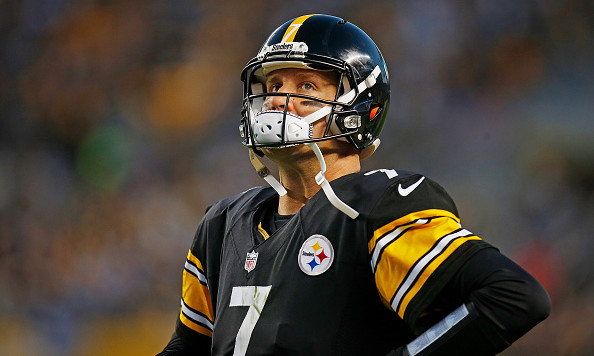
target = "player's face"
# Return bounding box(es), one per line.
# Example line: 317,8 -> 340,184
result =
262,68 -> 338,123
259,68 -> 344,162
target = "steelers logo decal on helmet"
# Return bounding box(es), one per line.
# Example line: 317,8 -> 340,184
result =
298,235 -> 334,276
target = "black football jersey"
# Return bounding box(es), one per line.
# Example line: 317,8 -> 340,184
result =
176,169 -> 491,355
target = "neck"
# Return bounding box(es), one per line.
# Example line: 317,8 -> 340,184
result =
268,143 -> 360,215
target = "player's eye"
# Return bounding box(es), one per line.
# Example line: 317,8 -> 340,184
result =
301,83 -> 314,91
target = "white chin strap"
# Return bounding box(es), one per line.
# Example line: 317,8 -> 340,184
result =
249,149 -> 287,196
305,142 -> 359,219
248,145 -> 359,219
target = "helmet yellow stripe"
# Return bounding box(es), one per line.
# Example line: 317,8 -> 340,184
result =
281,14 -> 316,43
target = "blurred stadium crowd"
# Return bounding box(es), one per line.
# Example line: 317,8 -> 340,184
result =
0,0 -> 592,355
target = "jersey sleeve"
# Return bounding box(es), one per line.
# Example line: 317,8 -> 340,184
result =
174,199 -> 230,345
177,248 -> 215,337
368,174 -> 491,332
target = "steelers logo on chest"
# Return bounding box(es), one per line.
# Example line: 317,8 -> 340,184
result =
298,235 -> 334,276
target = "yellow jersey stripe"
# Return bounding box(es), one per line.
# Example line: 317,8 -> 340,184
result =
257,222 -> 270,240
373,216 -> 461,309
185,260 -> 207,285
369,209 -> 459,254
396,235 -> 481,317
370,218 -> 431,273
179,299 -> 214,337
182,269 -> 214,319
281,14 -> 316,42
186,250 -> 205,272
180,250 -> 214,333
180,312 -> 213,336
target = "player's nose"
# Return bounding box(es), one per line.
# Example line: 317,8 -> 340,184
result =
265,93 -> 297,113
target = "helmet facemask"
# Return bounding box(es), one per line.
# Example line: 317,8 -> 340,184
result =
240,56 -> 364,150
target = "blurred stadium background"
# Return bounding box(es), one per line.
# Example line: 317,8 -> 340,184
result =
0,0 -> 592,355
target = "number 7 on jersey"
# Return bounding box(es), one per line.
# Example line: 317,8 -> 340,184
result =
229,285 -> 272,356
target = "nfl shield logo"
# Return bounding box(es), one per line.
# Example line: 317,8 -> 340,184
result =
244,250 -> 258,272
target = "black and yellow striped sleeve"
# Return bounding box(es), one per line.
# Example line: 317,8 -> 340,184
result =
179,249 -> 214,337
369,209 -> 488,329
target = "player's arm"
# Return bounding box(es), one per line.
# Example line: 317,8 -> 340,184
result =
157,198 -> 235,356
388,248 -> 551,356
369,176 -> 550,355
156,248 -> 214,355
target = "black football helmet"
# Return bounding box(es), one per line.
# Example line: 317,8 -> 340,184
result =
240,14 -> 390,158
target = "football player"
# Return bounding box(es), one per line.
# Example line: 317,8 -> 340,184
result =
158,14 -> 550,355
